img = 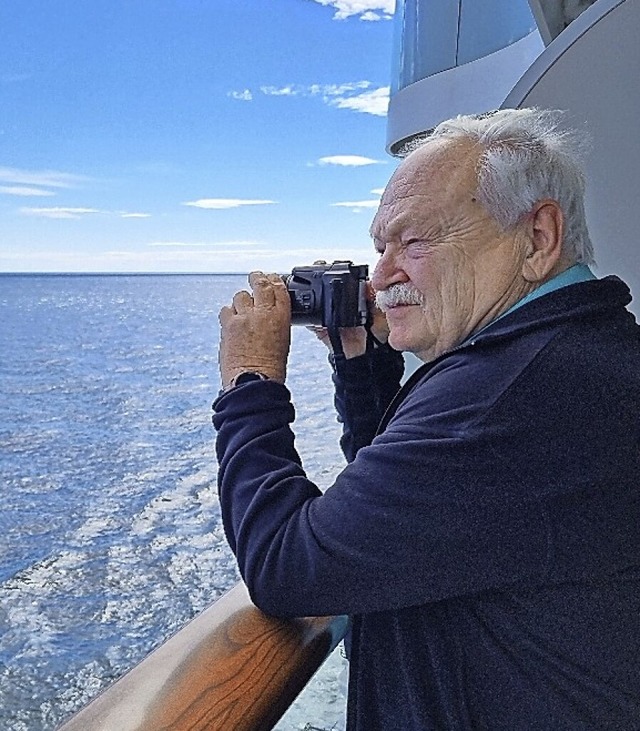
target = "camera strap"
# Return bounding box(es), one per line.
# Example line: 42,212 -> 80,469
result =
327,326 -> 346,362
328,324 -> 385,368
365,325 -> 385,350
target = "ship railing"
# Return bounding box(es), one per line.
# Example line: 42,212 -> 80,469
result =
56,581 -> 348,731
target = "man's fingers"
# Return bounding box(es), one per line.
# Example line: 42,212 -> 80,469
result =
232,290 -> 254,313
266,273 -> 291,311
219,305 -> 234,327
247,271 -> 290,312
249,271 -> 276,308
221,272 -> 289,325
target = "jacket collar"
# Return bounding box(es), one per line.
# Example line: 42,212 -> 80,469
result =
460,264 -> 596,346
377,276 -> 633,434
466,275 -> 631,347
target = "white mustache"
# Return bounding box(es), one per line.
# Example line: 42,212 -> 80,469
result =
375,283 -> 424,312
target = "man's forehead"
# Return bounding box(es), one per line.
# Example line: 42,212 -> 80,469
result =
399,138 -> 480,186
370,139 -> 481,238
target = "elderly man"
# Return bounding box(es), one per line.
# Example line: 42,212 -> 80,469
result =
213,108 -> 640,729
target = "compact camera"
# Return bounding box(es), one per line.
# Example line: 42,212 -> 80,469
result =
282,260 -> 369,328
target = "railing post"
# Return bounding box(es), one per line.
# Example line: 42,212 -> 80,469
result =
57,582 -> 348,731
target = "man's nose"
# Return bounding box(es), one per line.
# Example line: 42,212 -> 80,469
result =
371,248 -> 407,292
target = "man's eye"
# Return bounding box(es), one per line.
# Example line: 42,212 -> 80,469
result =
403,239 -> 435,257
409,237 -> 436,246
373,243 -> 385,256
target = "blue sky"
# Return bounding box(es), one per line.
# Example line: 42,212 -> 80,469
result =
0,0 -> 398,273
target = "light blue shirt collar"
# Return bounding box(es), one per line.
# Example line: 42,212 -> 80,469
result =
464,264 -> 596,344
499,263 -> 596,319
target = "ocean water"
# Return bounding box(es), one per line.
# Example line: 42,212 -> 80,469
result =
0,274 -> 348,731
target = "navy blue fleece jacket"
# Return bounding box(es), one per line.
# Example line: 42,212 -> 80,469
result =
213,277 -> 640,730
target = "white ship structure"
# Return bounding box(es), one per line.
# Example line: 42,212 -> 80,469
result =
388,0 -> 640,310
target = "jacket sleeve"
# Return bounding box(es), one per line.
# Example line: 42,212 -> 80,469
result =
214,299 -> 640,621
212,373 -> 554,619
331,343 -> 404,462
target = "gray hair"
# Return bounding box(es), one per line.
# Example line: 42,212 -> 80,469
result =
407,108 -> 595,265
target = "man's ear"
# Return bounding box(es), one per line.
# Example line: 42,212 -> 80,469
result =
521,199 -> 565,283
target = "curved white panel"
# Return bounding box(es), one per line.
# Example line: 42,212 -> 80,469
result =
386,30 -> 543,154
504,0 -> 640,309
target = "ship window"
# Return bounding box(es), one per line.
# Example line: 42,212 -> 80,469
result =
391,0 -> 460,94
391,0 -> 537,94
458,0 -> 537,65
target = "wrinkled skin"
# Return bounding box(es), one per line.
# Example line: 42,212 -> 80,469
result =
369,138 -> 570,362
218,271 -> 291,388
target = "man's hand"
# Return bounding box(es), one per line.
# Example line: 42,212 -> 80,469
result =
219,271 -> 291,388
308,282 -> 390,358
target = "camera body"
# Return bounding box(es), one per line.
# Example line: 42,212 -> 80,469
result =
283,260 -> 368,328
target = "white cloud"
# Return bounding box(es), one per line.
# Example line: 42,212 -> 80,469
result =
312,81 -> 372,97
0,166 -> 89,189
19,206 -> 102,219
331,200 -> 381,210
311,0 -> 394,20
330,187 -> 384,211
260,85 -> 297,96
0,185 -> 55,197
329,86 -> 390,116
228,89 -> 253,101
254,83 -> 373,99
19,206 -> 152,220
227,81 -> 386,117
183,198 -> 276,210
318,155 -> 383,167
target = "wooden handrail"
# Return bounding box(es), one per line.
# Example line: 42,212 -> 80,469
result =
57,582 -> 348,731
